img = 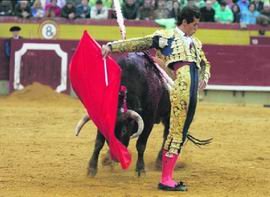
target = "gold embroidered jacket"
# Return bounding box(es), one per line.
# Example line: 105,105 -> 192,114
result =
108,29 -> 211,82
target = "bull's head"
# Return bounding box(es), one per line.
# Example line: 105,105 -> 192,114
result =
74,110 -> 144,140
75,86 -> 144,144
114,109 -> 144,145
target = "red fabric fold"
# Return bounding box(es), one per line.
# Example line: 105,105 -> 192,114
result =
69,31 -> 131,169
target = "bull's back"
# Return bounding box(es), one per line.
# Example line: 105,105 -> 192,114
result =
118,53 -> 170,121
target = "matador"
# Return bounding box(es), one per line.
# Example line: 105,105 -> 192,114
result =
102,6 -> 211,192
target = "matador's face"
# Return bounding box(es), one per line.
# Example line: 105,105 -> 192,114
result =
184,17 -> 200,36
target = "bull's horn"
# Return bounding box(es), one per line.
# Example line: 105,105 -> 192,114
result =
75,114 -> 90,136
125,110 -> 144,139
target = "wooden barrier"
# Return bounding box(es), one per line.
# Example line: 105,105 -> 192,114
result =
250,36 -> 270,45
1,38 -> 269,93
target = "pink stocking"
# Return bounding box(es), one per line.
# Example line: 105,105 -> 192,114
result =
160,150 -> 179,187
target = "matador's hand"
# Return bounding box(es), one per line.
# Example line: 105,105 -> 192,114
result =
101,44 -> 111,58
199,80 -> 207,90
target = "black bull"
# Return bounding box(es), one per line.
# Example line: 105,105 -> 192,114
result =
75,52 -> 211,176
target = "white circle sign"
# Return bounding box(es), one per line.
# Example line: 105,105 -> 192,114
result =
41,23 -> 57,39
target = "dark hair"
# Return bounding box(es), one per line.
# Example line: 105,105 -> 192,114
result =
177,6 -> 201,26
220,1 -> 227,7
96,0 -> 103,5
248,2 -> 256,10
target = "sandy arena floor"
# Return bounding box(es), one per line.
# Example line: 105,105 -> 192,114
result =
0,83 -> 269,197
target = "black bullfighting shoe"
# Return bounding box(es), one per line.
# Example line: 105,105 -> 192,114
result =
158,181 -> 187,191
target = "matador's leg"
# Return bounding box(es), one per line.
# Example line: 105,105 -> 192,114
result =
164,63 -> 199,155
159,63 -> 199,191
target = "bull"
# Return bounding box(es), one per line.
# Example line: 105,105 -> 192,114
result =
75,52 -> 212,177
76,52 -> 171,176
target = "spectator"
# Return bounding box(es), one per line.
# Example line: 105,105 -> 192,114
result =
200,0 -> 215,22
211,0 -> 221,13
15,0 -> 32,18
91,0 -> 108,19
45,0 -> 61,17
76,0 -> 90,18
41,0 -> 66,8
57,0 -> 67,7
225,0 -> 234,7
153,0 -> 171,19
187,0 -> 206,8
260,2 -> 270,18
138,0 -> 155,20
257,2 -> 270,33
170,0 -> 181,19
10,0 -> 18,11
0,0 -> 13,16
166,0 -> 174,12
67,0 -> 81,6
252,0 -> 264,12
241,3 -> 260,24
4,26 -> 23,59
61,1 -> 76,19
179,0 -> 188,7
231,3 -> 241,23
31,0 -> 45,18
122,0 -> 140,20
237,0 -> 249,14
215,1 -> 233,23
89,0 -> 113,8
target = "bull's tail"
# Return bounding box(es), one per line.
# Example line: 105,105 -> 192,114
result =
187,134 -> 213,147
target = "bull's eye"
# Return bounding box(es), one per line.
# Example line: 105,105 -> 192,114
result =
121,126 -> 128,136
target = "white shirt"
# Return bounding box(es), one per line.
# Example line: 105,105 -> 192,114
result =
175,27 -> 193,48
91,7 -> 108,19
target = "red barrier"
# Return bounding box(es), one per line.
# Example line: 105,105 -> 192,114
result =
4,39 -> 270,94
250,36 -> 270,45
204,44 -> 270,87
8,39 -> 78,93
0,39 -> 9,80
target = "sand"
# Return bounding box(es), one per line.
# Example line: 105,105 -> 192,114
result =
0,83 -> 269,197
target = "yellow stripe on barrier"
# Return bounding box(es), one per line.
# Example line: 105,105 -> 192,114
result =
0,22 -> 269,45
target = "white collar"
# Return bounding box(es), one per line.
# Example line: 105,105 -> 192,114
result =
175,27 -> 193,46
13,36 -> 20,39
175,27 -> 185,37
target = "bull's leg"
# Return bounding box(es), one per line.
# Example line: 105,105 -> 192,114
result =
87,130 -> 105,177
156,116 -> 170,170
135,119 -> 154,177
101,151 -> 113,166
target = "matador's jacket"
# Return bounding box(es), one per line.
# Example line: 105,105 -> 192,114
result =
108,28 -> 211,155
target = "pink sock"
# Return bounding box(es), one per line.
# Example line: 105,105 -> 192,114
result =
160,150 -> 179,187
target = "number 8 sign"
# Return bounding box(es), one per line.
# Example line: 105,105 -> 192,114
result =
39,20 -> 58,39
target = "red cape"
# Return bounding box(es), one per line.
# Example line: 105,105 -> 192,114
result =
69,31 -> 131,169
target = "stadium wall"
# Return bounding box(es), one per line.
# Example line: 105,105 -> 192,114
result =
0,18 -> 269,105
0,17 -> 270,45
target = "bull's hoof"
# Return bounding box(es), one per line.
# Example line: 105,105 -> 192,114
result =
136,169 -> 146,177
87,167 -> 97,177
102,156 -> 113,166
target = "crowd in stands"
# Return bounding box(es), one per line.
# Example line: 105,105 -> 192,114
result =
0,0 -> 269,26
